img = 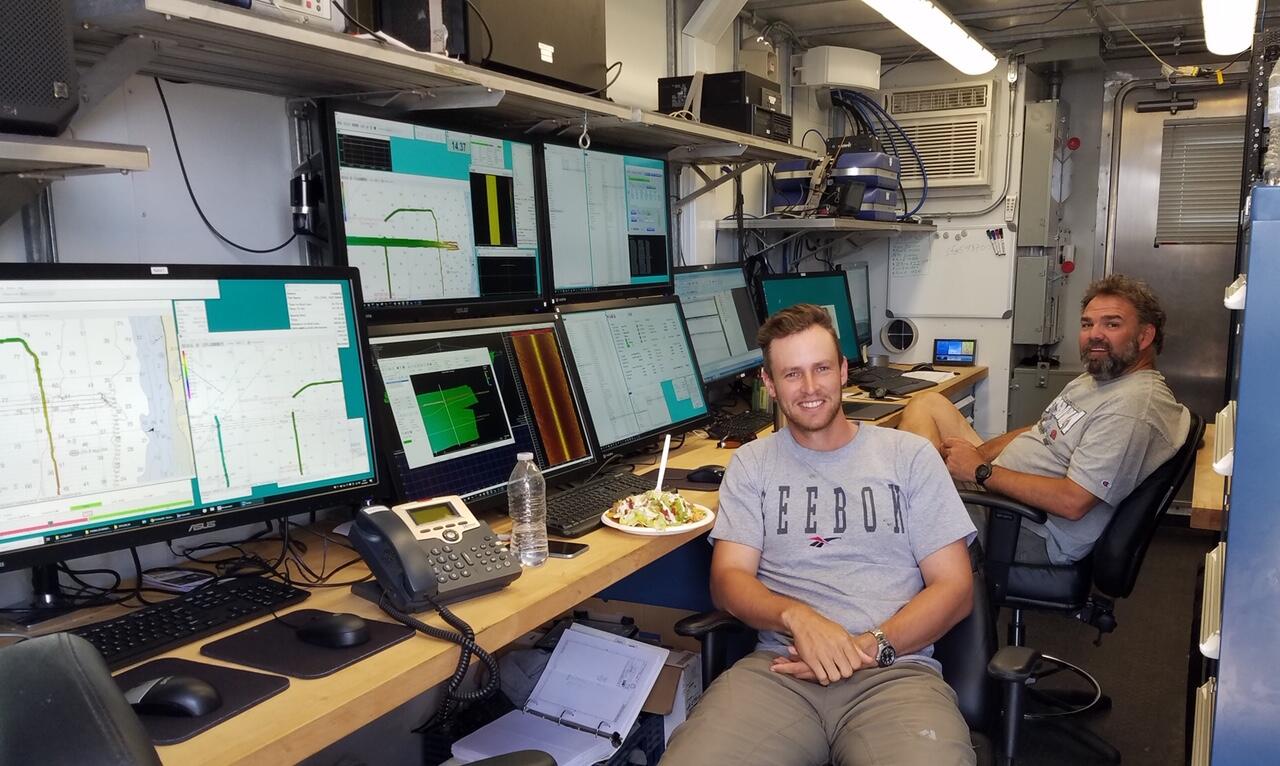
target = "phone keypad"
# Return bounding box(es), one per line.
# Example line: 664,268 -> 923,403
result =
427,534 -> 516,587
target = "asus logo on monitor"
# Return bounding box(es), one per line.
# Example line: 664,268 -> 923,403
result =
187,521 -> 217,533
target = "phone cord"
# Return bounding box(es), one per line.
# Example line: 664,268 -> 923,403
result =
378,595 -> 501,733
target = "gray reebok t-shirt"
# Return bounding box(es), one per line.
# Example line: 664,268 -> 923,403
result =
710,424 -> 976,671
995,370 -> 1190,564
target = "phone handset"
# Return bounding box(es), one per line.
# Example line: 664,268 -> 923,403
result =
349,504 -> 439,612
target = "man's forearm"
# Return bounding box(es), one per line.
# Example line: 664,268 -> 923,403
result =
979,426 -> 1030,462
984,465 -> 1094,521
712,568 -> 814,634
878,576 -> 972,657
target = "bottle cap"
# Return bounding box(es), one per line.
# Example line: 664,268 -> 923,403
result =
517,452 -> 534,461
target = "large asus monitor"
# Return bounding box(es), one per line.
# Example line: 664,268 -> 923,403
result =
558,297 -> 710,453
541,143 -> 672,301
674,263 -> 763,383
325,104 -> 544,319
0,264 -> 379,573
367,315 -> 597,508
845,262 -> 873,360
760,271 -> 861,364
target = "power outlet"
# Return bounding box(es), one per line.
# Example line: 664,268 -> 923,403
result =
1004,194 -> 1019,223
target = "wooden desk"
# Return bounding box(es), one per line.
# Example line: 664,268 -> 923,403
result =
1190,423 -> 1226,532
27,367 -> 985,764
841,365 -> 988,428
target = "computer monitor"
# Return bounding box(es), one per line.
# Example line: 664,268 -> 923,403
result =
673,263 -> 763,383
0,264 -> 380,574
541,143 -> 672,300
759,272 -> 861,364
367,315 -> 597,508
845,262 -> 873,361
324,104 -> 544,319
558,297 -> 710,453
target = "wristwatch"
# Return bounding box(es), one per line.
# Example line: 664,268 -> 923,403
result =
869,627 -> 896,667
974,463 -> 993,487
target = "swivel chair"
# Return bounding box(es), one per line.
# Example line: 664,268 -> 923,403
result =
959,412 -> 1205,762
673,548 -> 1040,766
0,633 -> 555,766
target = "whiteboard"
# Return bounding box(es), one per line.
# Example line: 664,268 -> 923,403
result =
887,226 -> 1013,318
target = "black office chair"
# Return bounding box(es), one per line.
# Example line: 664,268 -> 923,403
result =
958,412 -> 1205,763
673,550 -> 1040,766
0,633 -> 555,766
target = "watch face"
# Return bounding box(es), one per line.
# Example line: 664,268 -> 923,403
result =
878,644 -> 896,667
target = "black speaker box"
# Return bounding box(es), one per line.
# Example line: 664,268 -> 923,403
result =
0,0 -> 79,136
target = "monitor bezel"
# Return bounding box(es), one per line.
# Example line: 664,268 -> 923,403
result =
758,270 -> 862,365
844,261 -> 874,357
365,311 -> 603,511
536,140 -> 675,305
555,295 -> 712,455
673,262 -> 764,384
319,99 -> 551,324
0,262 -> 383,574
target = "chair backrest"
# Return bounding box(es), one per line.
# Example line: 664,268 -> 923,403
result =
1092,411 -> 1205,598
0,633 -> 161,766
933,555 -> 998,734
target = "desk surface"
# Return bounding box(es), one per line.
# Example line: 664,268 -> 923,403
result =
29,365 -> 986,765
1190,423 -> 1226,532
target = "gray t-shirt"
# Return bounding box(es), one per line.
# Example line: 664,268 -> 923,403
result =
710,424 -> 976,671
995,370 -> 1190,564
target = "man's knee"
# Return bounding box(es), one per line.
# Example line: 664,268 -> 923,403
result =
905,391 -> 955,415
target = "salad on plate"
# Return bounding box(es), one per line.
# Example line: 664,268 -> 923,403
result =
605,490 -> 709,531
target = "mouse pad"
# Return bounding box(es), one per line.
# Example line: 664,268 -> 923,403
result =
640,466 -> 721,491
199,609 -> 415,679
113,658 -> 288,745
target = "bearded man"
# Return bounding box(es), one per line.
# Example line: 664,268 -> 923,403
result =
899,274 -> 1190,565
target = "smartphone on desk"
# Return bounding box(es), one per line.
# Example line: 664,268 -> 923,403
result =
548,540 -> 590,559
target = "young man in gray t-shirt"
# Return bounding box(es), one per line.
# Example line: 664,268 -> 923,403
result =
900,275 -> 1190,564
662,305 -> 978,766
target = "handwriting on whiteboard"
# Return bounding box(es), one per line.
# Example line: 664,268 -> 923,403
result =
889,234 -> 930,278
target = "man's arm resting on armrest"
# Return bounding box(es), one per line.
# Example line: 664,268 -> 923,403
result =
983,465 -> 1098,521
710,540 -> 873,686
978,426 -> 1031,462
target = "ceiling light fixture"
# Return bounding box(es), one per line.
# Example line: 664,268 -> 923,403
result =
861,0 -> 998,75
1201,0 -> 1258,55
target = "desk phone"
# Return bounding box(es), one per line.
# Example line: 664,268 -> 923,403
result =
349,496 -> 521,612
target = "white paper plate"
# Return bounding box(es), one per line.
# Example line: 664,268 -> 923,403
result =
600,502 -> 715,536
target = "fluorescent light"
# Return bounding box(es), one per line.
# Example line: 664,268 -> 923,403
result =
1202,0 -> 1258,55
861,0 -> 997,76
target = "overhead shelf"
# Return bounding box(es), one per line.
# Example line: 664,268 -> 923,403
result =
716,217 -> 935,234
0,133 -> 150,176
73,0 -> 816,165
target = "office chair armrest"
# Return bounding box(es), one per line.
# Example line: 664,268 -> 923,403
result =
958,491 -> 1048,524
673,610 -> 749,638
987,645 -> 1041,683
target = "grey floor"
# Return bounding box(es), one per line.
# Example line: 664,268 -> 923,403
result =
1010,524 -> 1216,766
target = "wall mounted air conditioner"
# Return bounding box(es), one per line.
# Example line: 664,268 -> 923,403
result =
881,80 -> 994,190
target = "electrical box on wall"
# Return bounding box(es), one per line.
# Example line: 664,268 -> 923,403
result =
792,46 -> 880,91
1017,99 -> 1071,247
1012,255 -> 1064,345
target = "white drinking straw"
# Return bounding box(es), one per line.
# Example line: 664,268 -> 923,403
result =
654,434 -> 672,492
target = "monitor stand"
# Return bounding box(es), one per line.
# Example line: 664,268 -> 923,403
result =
2,563 -> 83,627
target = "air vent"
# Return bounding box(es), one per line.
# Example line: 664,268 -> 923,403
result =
897,120 -> 983,183
880,318 -> 918,354
889,84 -> 988,115
882,80 -> 994,189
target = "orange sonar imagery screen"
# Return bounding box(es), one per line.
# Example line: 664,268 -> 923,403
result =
511,329 -> 589,467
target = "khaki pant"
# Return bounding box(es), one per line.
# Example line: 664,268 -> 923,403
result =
661,652 -> 975,766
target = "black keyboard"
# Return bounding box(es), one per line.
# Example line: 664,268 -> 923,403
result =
547,472 -> 657,537
69,576 -> 309,670
858,376 -> 935,396
851,366 -> 900,384
706,410 -> 774,440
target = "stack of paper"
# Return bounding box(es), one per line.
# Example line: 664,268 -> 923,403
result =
452,624 -> 669,766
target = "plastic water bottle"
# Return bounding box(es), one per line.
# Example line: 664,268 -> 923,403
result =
507,452 -> 548,567
1265,68 -> 1280,185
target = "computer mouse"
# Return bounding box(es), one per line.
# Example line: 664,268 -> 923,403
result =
125,675 -> 222,718
869,387 -> 889,400
687,465 -> 726,485
296,612 -> 371,649
910,363 -> 934,372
